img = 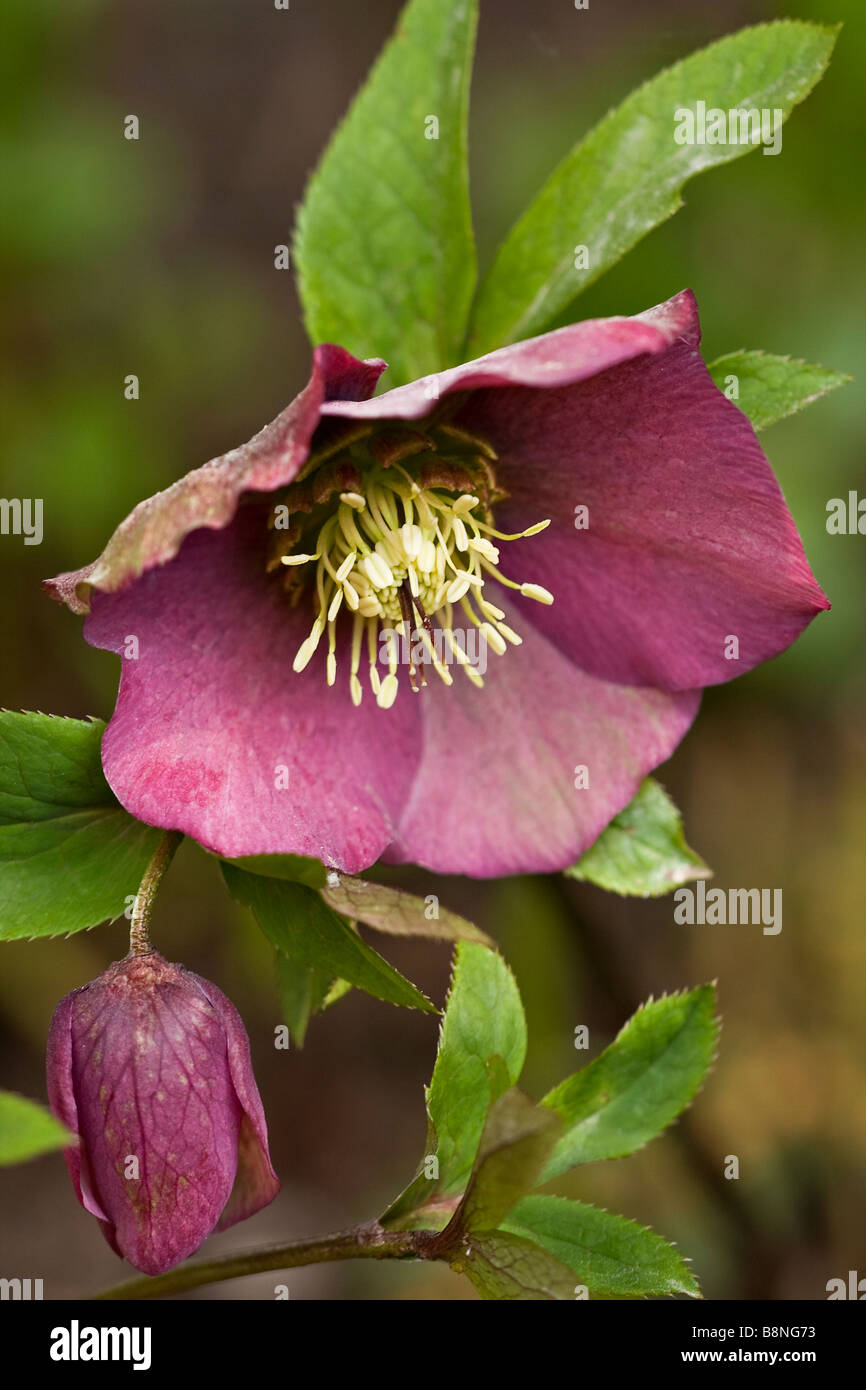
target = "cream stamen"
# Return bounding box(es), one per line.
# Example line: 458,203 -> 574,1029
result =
276,456 -> 551,704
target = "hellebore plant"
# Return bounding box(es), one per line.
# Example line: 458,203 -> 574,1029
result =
46,290 -> 827,877
0,2 -> 849,1299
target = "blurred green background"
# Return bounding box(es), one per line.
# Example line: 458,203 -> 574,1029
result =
1,0 -> 863,1300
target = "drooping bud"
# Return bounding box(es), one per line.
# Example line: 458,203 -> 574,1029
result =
46,951 -> 279,1275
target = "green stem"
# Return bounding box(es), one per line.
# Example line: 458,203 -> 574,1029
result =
92,1222 -> 422,1300
128,830 -> 183,956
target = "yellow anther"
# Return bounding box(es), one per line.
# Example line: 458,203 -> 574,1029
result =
335,551 -> 357,582
339,492 -> 367,510
377,673 -> 399,709
468,537 -> 499,561
417,539 -> 437,572
293,635 -> 318,673
481,623 -> 507,656
520,582 -> 554,605
446,574 -> 473,604
453,494 -> 479,514
496,621 -> 522,646
363,553 -> 394,588
479,598 -> 506,621
401,523 -> 423,558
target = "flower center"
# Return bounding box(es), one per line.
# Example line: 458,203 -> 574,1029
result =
267,419 -> 553,708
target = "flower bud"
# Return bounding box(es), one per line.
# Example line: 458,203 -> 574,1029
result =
46,951 -> 279,1275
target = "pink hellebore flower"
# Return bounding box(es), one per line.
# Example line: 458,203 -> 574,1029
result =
46,952 -> 279,1275
46,291 -> 827,877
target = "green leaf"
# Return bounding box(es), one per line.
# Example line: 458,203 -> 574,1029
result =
503,1195 -> 700,1299
456,1230 -> 578,1301
220,853 -> 326,890
565,778 -> 710,898
382,942 -> 526,1224
221,863 -> 434,1014
274,950 -> 332,1048
468,21 -> 838,354
438,1088 -> 560,1242
321,874 -> 491,945
0,711 -> 163,940
541,986 -> 718,1180
321,977 -> 353,1010
420,943 -> 526,1194
294,0 -> 478,386
707,350 -> 851,431
0,1090 -> 73,1166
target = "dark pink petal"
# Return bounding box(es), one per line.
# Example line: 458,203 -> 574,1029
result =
318,290 -> 698,424
61,956 -> 242,1275
383,591 -> 701,877
46,995 -> 82,1198
46,993 -> 120,1255
455,333 -> 828,691
84,506 -> 421,872
190,972 -> 280,1229
44,346 -> 385,615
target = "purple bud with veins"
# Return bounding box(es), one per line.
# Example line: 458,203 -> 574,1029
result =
46,951 -> 279,1275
